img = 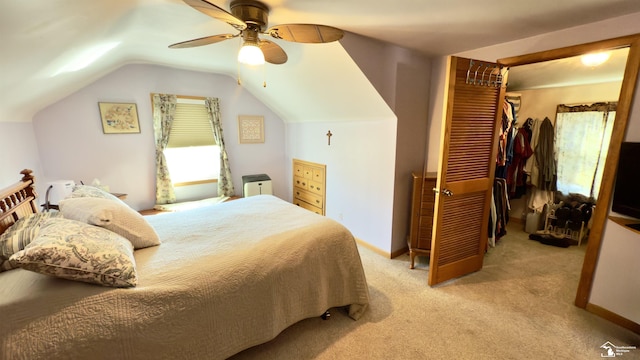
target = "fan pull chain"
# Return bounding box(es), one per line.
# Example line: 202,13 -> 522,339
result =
237,39 -> 243,86
237,63 -> 242,86
235,53 -> 266,87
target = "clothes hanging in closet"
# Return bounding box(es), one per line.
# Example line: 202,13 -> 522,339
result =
490,99 -> 518,246
496,100 -> 517,179
535,117 -> 557,191
488,178 -> 510,246
522,117 -> 556,212
523,118 -> 543,186
506,118 -> 533,199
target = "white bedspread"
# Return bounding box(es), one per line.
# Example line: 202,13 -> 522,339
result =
0,195 -> 369,360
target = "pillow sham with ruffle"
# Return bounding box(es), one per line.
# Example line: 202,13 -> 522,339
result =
0,211 -> 62,272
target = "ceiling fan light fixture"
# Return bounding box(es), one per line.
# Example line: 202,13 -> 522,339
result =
172,0 -> 343,65
238,42 -> 265,66
581,52 -> 611,67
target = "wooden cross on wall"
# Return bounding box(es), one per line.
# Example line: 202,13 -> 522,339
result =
326,130 -> 332,145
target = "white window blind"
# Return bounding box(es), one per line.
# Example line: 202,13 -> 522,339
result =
167,102 -> 215,148
161,97 -> 220,188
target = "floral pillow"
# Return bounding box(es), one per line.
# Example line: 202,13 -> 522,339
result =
10,218 -> 138,288
59,197 -> 161,249
68,185 -> 122,202
0,211 -> 62,272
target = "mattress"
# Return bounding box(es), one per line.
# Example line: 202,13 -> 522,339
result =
0,195 -> 369,359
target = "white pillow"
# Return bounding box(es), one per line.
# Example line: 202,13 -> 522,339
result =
0,212 -> 62,272
68,185 -> 122,202
59,197 -> 161,249
10,218 -> 138,288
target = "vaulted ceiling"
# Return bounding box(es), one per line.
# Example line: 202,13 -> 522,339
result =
3,0 -> 640,123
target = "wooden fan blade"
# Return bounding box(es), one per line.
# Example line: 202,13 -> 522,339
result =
266,24 -> 344,43
169,34 -> 237,49
260,40 -> 288,64
183,0 -> 247,31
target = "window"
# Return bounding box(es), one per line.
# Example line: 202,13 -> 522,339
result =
164,98 -> 220,186
164,145 -> 220,185
554,102 -> 616,199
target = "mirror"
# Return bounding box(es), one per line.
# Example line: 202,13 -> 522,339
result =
499,35 -> 640,312
503,47 -> 629,217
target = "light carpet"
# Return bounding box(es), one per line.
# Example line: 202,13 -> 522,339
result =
231,222 -> 640,359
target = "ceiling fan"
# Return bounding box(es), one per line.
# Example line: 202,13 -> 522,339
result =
169,0 -> 344,65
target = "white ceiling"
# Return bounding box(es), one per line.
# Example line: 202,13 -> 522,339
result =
2,0 -> 640,123
507,47 -> 630,91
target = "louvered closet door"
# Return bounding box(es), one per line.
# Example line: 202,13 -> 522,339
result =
428,56 -> 507,286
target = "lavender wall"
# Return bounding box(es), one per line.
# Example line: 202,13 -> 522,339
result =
32,64 -> 286,210
21,33 -> 432,257
0,122 -> 44,197
338,33 -> 431,254
286,119 -> 397,253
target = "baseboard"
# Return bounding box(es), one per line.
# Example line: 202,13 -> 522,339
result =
586,303 -> 640,334
355,238 -> 393,259
391,246 -> 409,259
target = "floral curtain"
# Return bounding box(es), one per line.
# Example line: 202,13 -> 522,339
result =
205,97 -> 236,197
152,93 -> 177,204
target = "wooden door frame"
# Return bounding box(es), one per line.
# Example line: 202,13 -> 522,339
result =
498,34 -> 640,311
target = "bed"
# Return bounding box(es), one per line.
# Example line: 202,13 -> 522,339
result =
0,170 -> 369,360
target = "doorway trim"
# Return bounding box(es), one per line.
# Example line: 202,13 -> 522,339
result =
497,34 -> 640,326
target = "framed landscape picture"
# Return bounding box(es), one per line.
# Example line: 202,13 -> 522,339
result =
98,102 -> 140,134
238,115 -> 264,144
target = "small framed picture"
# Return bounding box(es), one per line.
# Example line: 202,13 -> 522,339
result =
98,102 -> 140,134
238,115 -> 264,144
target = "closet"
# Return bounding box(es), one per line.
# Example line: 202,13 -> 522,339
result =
409,35 -> 639,330
496,48 -> 627,245
408,39 -> 635,290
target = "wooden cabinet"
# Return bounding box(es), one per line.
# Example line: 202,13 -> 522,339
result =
408,172 -> 437,269
293,159 -> 326,215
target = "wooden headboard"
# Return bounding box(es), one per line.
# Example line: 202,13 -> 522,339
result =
0,169 -> 39,234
